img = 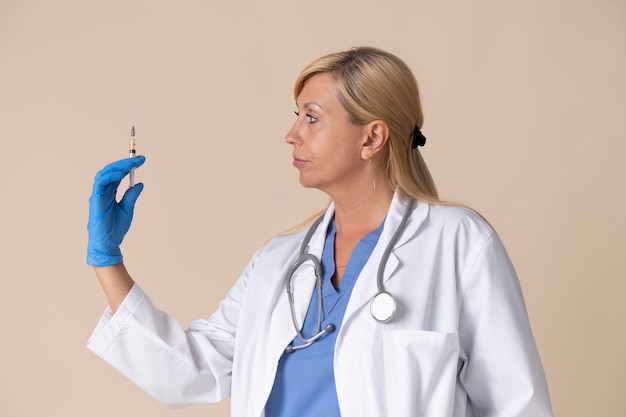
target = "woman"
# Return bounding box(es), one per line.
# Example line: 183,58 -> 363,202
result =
87,47 -> 554,416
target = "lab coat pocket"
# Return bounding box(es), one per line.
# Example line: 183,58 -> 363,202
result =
383,330 -> 459,417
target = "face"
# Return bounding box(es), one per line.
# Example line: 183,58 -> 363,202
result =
285,72 -> 368,195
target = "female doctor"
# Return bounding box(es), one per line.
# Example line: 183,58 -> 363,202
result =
86,47 -> 554,417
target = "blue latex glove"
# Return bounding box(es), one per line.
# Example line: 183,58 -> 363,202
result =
87,156 -> 146,266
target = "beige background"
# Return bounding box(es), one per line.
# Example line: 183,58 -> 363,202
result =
1,0 -> 624,416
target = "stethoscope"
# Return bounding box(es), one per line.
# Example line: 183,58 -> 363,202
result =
285,198 -> 415,353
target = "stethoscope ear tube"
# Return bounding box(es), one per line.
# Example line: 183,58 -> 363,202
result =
285,198 -> 415,353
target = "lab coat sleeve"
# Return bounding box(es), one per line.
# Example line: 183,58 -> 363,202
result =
87,266 -> 249,407
457,232 -> 553,416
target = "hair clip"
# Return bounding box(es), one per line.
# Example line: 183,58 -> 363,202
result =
411,125 -> 426,149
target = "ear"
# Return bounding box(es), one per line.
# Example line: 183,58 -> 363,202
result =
361,120 -> 389,160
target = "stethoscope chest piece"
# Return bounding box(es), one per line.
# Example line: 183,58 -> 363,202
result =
370,291 -> 396,323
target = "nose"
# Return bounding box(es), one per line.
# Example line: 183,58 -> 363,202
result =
284,121 -> 302,146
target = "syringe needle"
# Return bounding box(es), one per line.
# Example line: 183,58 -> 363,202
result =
129,126 -> 136,187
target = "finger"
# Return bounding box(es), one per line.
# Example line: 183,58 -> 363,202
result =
92,156 -> 146,194
96,156 -> 146,179
119,182 -> 144,215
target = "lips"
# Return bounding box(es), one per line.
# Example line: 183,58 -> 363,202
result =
292,155 -> 308,168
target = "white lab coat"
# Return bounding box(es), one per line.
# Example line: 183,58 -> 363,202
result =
87,193 -> 553,417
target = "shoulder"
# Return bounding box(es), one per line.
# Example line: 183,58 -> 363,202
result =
249,229 -> 307,264
424,203 -> 493,236
412,202 -> 499,260
268,229 -> 308,249
418,203 -> 516,289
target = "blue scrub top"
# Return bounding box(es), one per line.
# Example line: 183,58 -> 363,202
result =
265,216 -> 384,417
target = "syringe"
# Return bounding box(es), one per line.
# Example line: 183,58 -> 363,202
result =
129,126 -> 136,187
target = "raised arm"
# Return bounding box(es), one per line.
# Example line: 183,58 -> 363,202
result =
93,264 -> 134,313
86,156 -> 146,312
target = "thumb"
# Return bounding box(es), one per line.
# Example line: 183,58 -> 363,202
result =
119,182 -> 145,215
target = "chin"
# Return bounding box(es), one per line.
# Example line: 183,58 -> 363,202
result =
298,175 -> 322,190
298,180 -> 316,189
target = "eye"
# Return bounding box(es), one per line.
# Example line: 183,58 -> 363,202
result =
294,110 -> 318,123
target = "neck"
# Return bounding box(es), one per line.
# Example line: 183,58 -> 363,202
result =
331,185 -> 394,236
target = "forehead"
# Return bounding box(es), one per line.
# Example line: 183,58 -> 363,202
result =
296,73 -> 340,109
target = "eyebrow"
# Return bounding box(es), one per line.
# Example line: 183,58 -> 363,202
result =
296,101 -> 323,110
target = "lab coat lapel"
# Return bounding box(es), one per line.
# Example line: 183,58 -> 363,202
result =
343,193 -> 429,322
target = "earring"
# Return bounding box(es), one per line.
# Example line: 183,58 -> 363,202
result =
372,160 -> 376,190
368,155 -> 375,189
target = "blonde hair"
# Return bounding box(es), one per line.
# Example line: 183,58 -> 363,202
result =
294,46 -> 441,204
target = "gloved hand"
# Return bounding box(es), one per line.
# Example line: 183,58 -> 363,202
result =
87,156 -> 146,266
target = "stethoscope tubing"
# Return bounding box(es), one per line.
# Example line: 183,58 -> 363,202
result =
371,198 -> 414,322
285,215 -> 326,350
